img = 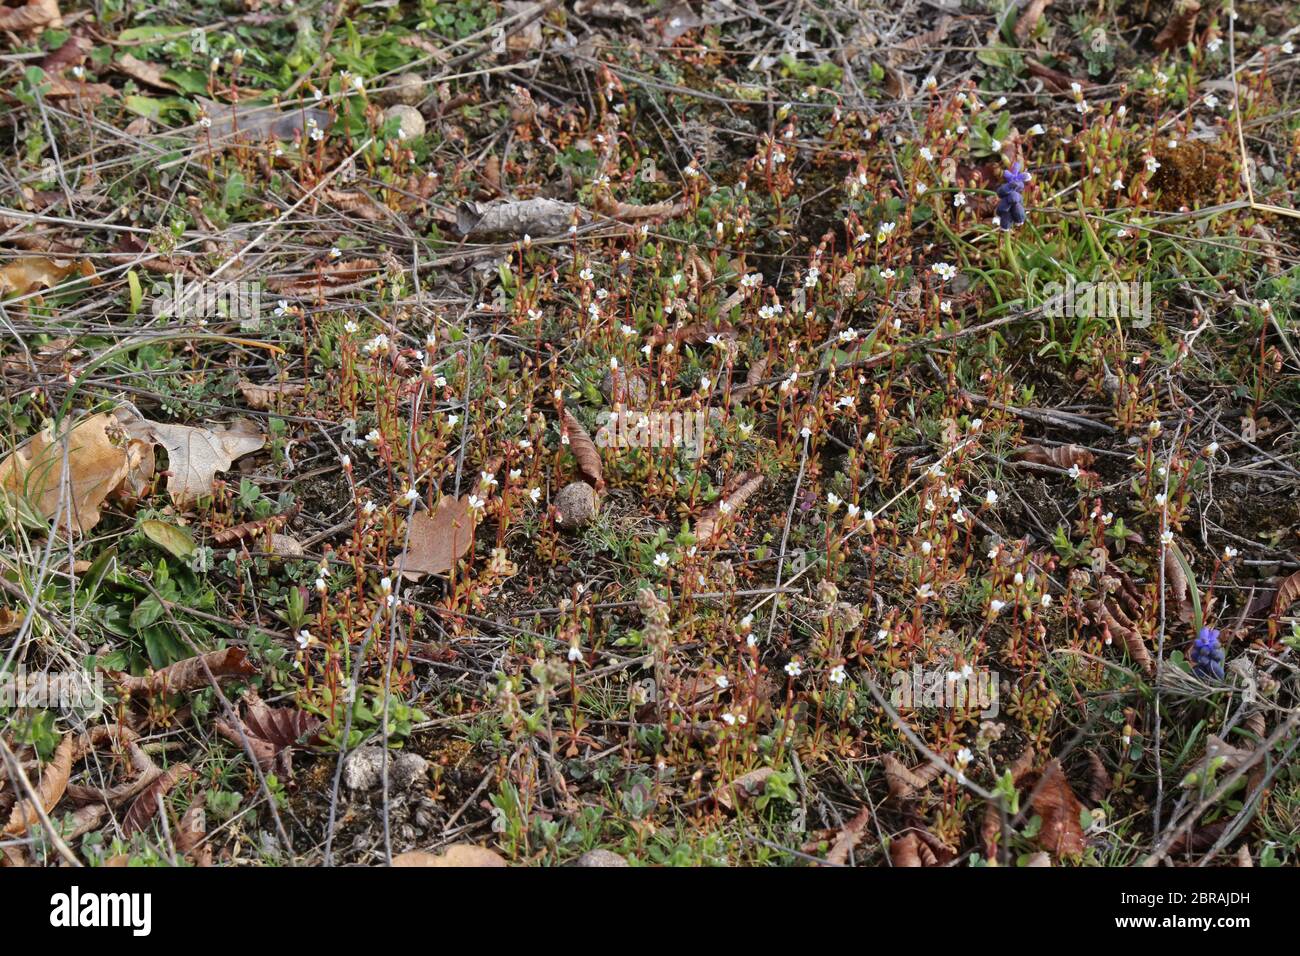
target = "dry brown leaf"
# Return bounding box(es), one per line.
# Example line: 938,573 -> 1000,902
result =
176,798 -> 211,866
1025,57 -> 1088,94
1164,544 -> 1194,625
1089,597 -> 1154,674
1012,443 -> 1095,470
267,257 -> 380,294
3,733 -> 73,837
113,647 -> 257,697
0,607 -> 20,636
0,411 -> 133,532
114,53 -> 176,91
1251,224 -> 1282,276
238,379 -> 305,410
38,33 -> 90,72
456,198 -> 585,238
1272,569 -> 1300,619
122,763 -> 192,837
399,495 -> 476,580
1030,759 -> 1087,858
1085,750 -> 1112,805
1154,0 -> 1201,53
1014,0 -> 1052,42
824,806 -> 871,866
593,192 -> 688,222
0,256 -> 94,298
882,753 -> 943,800
889,832 -> 933,867
562,410 -> 604,491
714,766 -> 775,812
694,471 -> 763,546
391,844 -> 508,867
21,74 -> 116,100
121,414 -> 264,507
216,692 -> 318,777
0,0 -> 62,33
323,188 -> 390,222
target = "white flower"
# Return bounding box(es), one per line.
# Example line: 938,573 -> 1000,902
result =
480,471 -> 498,488
827,492 -> 842,508
364,333 -> 389,354
953,192 -> 967,207
1145,155 -> 1161,174
955,747 -> 974,768
567,645 -> 583,663
829,665 -> 846,685
1026,123 -> 1045,136
380,576 -> 393,594
990,599 -> 1007,614
467,494 -> 485,511
1222,546 -> 1238,561
402,487 -> 419,504
579,268 -> 594,281
931,261 -> 958,282
722,712 -> 736,726
1207,36 -> 1223,54
1041,593 -> 1052,607
1203,94 -> 1218,110
715,674 -> 729,689
654,552 -> 670,568
1068,464 -> 1082,480
296,630 -> 314,649
919,146 -> 934,162
528,487 -> 541,504
876,221 -> 897,243
784,659 -> 803,678
1160,529 -> 1175,545
1283,41 -> 1295,55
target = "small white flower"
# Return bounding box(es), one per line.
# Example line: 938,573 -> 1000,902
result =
1222,546 -> 1238,561
829,664 -> 846,685
654,552 -> 670,568
1160,529 -> 1175,545
567,645 -> 583,663
953,191 -> 967,207
380,576 -> 393,594
296,630 -> 314,649
784,659 -> 803,678
715,674 -> 729,689
989,599 -> 1007,615
402,487 -> 419,504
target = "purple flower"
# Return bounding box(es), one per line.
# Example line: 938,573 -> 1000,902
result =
1190,626 -> 1224,681
995,163 -> 1028,230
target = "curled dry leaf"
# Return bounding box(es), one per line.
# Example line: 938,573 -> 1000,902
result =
0,607 -> 20,636
0,256 -> 94,298
593,192 -> 689,222
1272,569 -> 1300,619
1163,544 -> 1194,625
1179,734 -> 1254,789
714,766 -> 775,812
1030,759 -> 1087,858
1088,597 -> 1154,674
824,806 -> 871,866
120,413 -> 265,507
391,844 -> 508,867
889,832 -> 936,867
1013,0 -> 1051,42
113,647 -> 257,697
882,753 -> 943,801
0,411 -> 137,533
176,798 -> 212,866
216,691 -> 320,777
399,495 -> 476,580
238,379 -> 306,410
268,258 -> 380,295
1084,750 -> 1112,806
456,197 -> 585,239
0,0 -> 62,33
1153,0 -> 1201,53
694,471 -> 763,546
3,733 -> 73,837
122,763 -> 192,837
562,410 -> 605,491
114,53 -> 176,91
1011,443 -> 1095,470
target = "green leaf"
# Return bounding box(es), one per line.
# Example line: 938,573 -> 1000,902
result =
141,519 -> 197,559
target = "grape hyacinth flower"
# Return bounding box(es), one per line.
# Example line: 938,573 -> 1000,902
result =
1190,626 -> 1224,681
995,162 -> 1029,230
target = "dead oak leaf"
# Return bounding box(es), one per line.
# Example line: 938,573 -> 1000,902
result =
121,414 -> 265,507
3,733 -> 73,838
399,495 -> 476,580
391,844 -> 508,867
0,411 -> 134,532
1030,759 -> 1087,858
0,0 -> 62,33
